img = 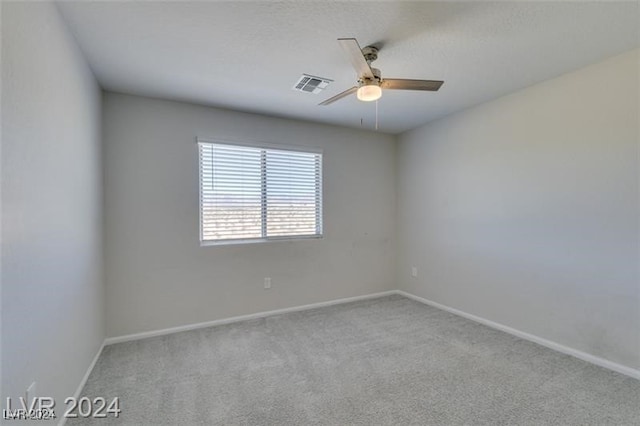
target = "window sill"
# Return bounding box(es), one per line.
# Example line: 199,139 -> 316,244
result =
200,234 -> 323,247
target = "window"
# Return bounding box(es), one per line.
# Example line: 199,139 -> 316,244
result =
198,140 -> 323,244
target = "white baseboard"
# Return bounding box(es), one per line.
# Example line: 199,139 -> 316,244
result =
104,290 -> 397,345
58,340 -> 105,426
396,290 -> 640,380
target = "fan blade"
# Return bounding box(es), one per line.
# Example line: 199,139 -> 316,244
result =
319,86 -> 358,106
381,79 -> 444,91
338,38 -> 374,79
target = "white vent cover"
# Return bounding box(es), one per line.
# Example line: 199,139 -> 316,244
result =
293,74 -> 332,94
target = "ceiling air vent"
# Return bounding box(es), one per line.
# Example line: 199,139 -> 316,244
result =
293,74 -> 333,94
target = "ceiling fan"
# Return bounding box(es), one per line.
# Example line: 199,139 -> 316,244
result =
319,38 -> 444,106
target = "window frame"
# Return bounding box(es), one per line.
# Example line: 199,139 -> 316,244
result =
197,137 -> 324,246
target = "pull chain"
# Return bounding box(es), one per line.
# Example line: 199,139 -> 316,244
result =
375,100 -> 379,131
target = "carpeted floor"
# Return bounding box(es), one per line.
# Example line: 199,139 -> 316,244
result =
69,295 -> 640,425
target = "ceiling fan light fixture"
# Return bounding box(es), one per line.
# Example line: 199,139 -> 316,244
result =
318,38 -> 443,107
356,83 -> 382,102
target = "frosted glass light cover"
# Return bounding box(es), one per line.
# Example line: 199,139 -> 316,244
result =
357,84 -> 382,102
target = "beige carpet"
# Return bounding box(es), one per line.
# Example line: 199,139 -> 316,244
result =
69,295 -> 640,425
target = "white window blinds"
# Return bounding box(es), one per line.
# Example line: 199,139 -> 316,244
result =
199,141 -> 323,243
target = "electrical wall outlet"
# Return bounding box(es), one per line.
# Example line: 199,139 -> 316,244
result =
264,277 -> 271,289
411,266 -> 418,278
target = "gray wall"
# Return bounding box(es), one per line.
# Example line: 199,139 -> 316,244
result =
103,93 -> 396,337
1,0 -> 104,409
397,49 -> 639,370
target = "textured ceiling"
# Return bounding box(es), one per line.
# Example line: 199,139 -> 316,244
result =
57,1 -> 639,134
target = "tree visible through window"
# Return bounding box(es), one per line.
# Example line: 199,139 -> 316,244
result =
198,140 -> 323,243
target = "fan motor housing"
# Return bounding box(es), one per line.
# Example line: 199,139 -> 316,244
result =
359,67 -> 382,86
